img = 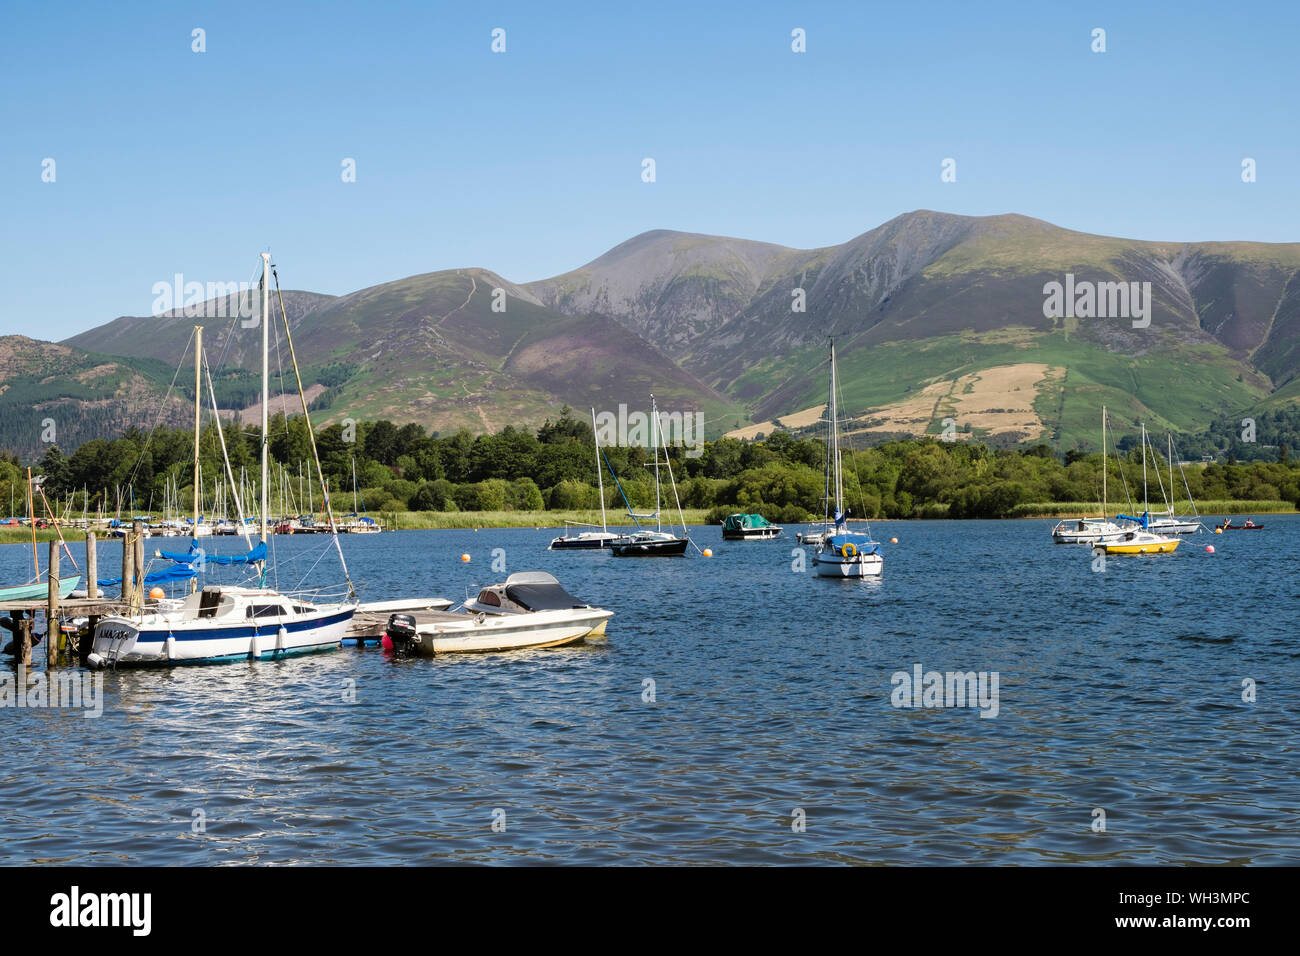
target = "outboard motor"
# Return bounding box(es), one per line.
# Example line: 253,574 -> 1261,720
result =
384,613 -> 419,655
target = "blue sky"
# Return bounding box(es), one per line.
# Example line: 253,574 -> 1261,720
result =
2,0 -> 1297,339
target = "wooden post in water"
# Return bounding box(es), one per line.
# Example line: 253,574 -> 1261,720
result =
86,531 -> 98,600
16,613 -> 32,667
46,540 -> 60,667
132,520 -> 145,610
121,530 -> 133,605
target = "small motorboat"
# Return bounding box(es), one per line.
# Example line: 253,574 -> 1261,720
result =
382,572 -> 612,655
721,513 -> 783,540
1217,519 -> 1264,530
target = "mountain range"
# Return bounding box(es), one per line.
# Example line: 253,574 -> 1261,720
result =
3,210 -> 1298,458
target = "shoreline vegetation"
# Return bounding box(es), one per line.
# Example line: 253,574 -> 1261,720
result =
6,408 -> 1300,542
2,499 -> 1294,546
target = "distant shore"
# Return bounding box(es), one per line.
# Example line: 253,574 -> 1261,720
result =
2,500 -> 1294,546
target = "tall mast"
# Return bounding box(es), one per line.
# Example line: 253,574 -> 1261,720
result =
193,325 -> 203,540
1141,422 -> 1149,515
259,253 -> 270,547
1168,433 -> 1175,514
1101,405 -> 1107,517
591,407 -> 607,534
651,394 -> 662,532
830,341 -> 842,521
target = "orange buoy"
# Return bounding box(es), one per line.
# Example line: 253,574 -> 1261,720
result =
460,553 -> 471,562
702,548 -> 713,557
890,537 -> 898,544
1214,527 -> 1223,534
148,587 -> 165,600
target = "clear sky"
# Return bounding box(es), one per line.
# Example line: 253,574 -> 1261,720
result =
2,0 -> 1296,340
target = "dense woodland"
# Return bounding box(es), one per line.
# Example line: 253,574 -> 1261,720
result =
3,405 -> 1299,522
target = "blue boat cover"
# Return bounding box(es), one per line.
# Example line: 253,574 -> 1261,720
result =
98,565 -> 197,588
159,541 -> 268,565
1116,512 -> 1150,529
826,533 -> 880,556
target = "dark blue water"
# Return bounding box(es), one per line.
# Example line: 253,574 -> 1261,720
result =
2,518 -> 1297,864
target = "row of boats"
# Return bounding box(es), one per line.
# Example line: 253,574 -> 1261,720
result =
1050,411 -> 1266,555
549,343 -> 884,578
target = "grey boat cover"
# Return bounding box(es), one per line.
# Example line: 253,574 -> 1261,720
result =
502,571 -> 587,611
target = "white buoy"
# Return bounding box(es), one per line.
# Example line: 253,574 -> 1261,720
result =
165,635 -> 176,661
276,626 -> 287,657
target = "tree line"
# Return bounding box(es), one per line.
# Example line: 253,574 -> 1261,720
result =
3,406 -> 1300,521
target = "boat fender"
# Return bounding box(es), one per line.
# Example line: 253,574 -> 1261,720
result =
475,612 -> 486,625
842,542 -> 858,558
86,652 -> 105,670
276,626 -> 287,656
165,634 -> 176,661
248,632 -> 259,660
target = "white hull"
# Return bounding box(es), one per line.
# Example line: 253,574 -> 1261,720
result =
813,552 -> 884,577
412,608 -> 613,655
89,591 -> 356,665
1148,518 -> 1201,534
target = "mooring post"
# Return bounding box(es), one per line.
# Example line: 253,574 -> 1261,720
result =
132,520 -> 145,609
17,613 -> 32,667
86,531 -> 98,600
121,531 -> 133,603
47,540 -> 60,667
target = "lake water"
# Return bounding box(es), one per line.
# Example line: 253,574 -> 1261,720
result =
2,518 -> 1297,865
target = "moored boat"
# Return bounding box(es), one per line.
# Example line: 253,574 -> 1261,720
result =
383,572 -> 612,655
721,513 -> 783,539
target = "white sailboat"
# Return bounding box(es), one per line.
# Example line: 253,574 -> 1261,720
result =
1147,433 -> 1204,534
812,342 -> 883,578
1052,406 -> 1129,544
549,407 -> 622,550
88,254 -> 358,667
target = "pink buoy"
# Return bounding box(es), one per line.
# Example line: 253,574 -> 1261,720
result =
1205,545 -> 1215,553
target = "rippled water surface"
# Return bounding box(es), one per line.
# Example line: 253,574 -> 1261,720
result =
3,519 -> 1297,864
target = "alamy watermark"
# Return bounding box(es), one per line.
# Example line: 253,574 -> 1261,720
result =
1,669 -> 104,718
1043,273 -> 1151,328
151,274 -> 258,320
594,404 -> 705,458
890,663 -> 1000,718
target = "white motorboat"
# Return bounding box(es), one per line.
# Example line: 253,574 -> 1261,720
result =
383,572 -> 612,655
1051,517 -> 1128,544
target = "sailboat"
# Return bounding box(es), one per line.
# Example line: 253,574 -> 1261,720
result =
1146,433 -> 1203,534
1097,422 -> 1180,555
549,408 -> 622,550
812,342 -> 883,578
87,255 -> 358,666
343,458 -> 381,533
0,470 -> 81,602
609,395 -> 691,557
1052,406 -> 1129,544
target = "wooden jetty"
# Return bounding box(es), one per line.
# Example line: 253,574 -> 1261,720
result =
2,526 -> 142,667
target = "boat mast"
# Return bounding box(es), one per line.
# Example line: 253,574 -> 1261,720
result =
1168,433 -> 1175,515
259,253 -> 270,550
1101,405 -> 1107,518
591,407 -> 607,534
1141,422 -> 1149,516
193,325 -> 203,542
651,394 -> 662,533
830,342 -> 842,523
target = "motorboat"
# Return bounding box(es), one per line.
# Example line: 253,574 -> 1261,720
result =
721,513 -> 783,539
382,572 -> 612,655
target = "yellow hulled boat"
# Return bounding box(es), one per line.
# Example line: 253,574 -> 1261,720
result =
1096,530 -> 1180,555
